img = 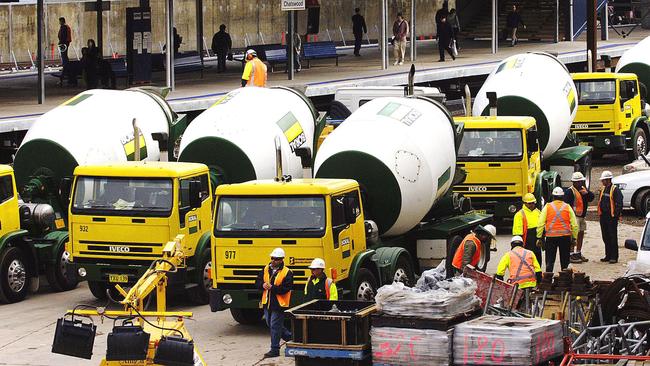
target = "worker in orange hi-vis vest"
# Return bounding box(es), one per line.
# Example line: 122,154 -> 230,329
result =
563,172 -> 594,264
255,247 -> 293,359
597,170 -> 623,264
537,187 -> 578,272
496,236 -> 542,290
241,49 -> 267,87
451,224 -> 497,275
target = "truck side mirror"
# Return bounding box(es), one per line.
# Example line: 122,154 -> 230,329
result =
343,196 -> 357,225
188,180 -> 202,209
59,177 -> 73,207
625,239 -> 639,251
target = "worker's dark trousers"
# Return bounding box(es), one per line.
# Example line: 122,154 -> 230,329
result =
524,228 -> 542,269
544,236 -> 571,272
600,215 -> 619,261
216,51 -> 227,72
438,45 -> 454,61
265,307 -> 291,352
354,33 -> 362,55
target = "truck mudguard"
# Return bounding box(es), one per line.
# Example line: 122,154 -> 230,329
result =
192,232 -> 212,266
374,247 -> 413,285
0,230 -> 35,278
348,249 -> 377,289
43,230 -> 70,265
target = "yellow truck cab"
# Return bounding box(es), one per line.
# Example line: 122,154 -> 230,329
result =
69,162 -> 214,304
453,116 -> 547,217
571,72 -> 649,159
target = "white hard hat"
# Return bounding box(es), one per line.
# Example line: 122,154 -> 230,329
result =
571,172 -> 586,182
552,187 -> 565,196
308,258 -> 326,269
511,235 -> 524,244
246,49 -> 257,57
477,224 -> 497,239
600,170 -> 614,180
270,247 -> 285,258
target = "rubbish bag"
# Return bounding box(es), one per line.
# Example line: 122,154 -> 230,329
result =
451,40 -> 459,57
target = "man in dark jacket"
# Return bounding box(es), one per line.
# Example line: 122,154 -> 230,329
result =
255,247 -> 293,358
564,172 -> 595,263
597,171 -> 624,264
435,1 -> 449,30
352,8 -> 367,56
58,17 -> 71,66
437,16 -> 455,62
506,5 -> 526,46
211,24 -> 232,73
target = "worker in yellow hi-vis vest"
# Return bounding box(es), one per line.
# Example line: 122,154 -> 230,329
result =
512,193 -> 542,267
303,258 -> 338,302
241,49 -> 267,87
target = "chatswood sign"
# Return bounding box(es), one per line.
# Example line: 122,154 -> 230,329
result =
282,0 -> 305,11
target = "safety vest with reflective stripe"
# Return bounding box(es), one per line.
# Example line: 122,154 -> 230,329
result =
304,277 -> 335,300
248,57 -> 267,87
508,246 -> 537,286
452,233 -> 482,270
545,201 -> 572,237
570,186 -> 585,216
598,184 -> 617,218
521,209 -> 529,243
261,265 -> 291,308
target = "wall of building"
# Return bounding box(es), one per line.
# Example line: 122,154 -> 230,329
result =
0,0 -> 451,63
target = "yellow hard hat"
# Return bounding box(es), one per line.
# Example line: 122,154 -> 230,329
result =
523,193 -> 537,204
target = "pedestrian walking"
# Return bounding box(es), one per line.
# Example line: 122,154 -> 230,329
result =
352,8 -> 367,57
435,1 -> 449,30
256,248 -> 293,359
241,49 -> 267,87
598,171 -> 623,264
512,193 -> 542,267
437,15 -> 455,62
211,24 -> 232,73
448,8 -> 461,51
303,258 -> 338,302
564,172 -> 595,263
506,5 -> 526,46
537,187 -> 578,272
58,17 -> 74,86
173,27 -> 182,56
496,236 -> 542,289
451,224 -> 497,275
392,13 -> 409,65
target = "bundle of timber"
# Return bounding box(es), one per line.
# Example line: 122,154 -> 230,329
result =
453,315 -> 564,365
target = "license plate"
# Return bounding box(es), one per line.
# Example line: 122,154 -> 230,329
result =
579,142 -> 591,146
473,209 -> 487,215
108,274 -> 129,283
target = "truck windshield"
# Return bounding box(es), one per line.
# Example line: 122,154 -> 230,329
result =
215,196 -> 326,237
72,176 -> 173,217
457,129 -> 523,161
575,80 -> 616,104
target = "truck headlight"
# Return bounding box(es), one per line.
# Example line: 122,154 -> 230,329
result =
78,267 -> 87,277
508,205 -> 518,213
223,293 -> 232,305
604,138 -> 611,145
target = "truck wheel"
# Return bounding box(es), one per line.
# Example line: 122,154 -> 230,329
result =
634,189 -> 650,216
46,246 -> 79,292
631,128 -> 648,160
354,268 -> 377,301
0,247 -> 30,303
188,249 -> 212,305
88,281 -> 108,300
392,256 -> 415,287
230,308 -> 263,325
445,235 -> 463,278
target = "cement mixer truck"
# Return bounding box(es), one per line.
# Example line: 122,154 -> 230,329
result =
1,88 -> 188,303
207,96 -> 491,324
453,52 -> 593,220
570,37 -> 650,160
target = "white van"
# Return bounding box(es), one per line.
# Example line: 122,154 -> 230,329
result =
625,212 -> 650,265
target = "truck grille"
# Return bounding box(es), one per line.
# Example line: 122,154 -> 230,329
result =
220,264 -> 310,284
76,240 -> 163,258
454,183 -> 517,196
571,121 -> 611,133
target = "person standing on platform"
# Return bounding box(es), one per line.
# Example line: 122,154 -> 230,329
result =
598,171 -> 623,264
537,187 -> 578,272
352,8 -> 367,57
512,193 -> 542,267
506,5 -> 526,46
392,13 -> 409,65
437,15 -> 455,62
448,8 -> 461,51
564,172 -> 594,263
211,24 -> 232,73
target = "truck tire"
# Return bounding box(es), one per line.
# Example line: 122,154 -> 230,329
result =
634,188 -> 650,216
631,128 -> 648,161
188,249 -> 212,305
45,246 -> 79,292
392,256 -> 415,286
230,308 -> 263,325
445,235 -> 463,278
354,268 -> 377,301
0,247 -> 30,303
88,281 -> 108,300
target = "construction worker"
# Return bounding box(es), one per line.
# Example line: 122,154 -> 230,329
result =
564,172 -> 595,263
255,247 -> 293,358
512,193 -> 542,267
451,224 -> 497,275
537,187 -> 578,272
496,236 -> 542,289
241,49 -> 267,87
303,258 -> 338,302
598,170 -> 623,264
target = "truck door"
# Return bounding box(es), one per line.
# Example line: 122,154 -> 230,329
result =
0,174 -> 19,235
178,174 -> 211,254
330,191 -> 361,277
619,79 -> 638,129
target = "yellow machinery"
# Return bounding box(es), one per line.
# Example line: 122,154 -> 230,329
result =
571,72 -> 649,159
52,235 -> 206,365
